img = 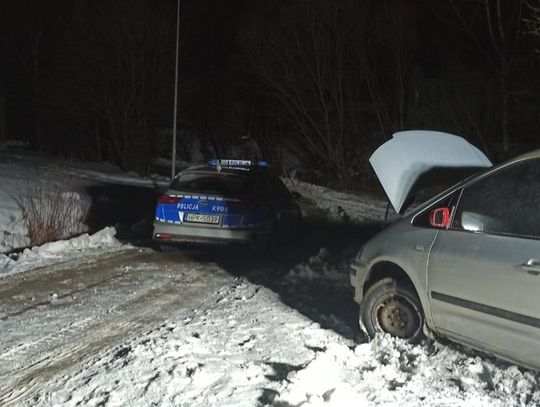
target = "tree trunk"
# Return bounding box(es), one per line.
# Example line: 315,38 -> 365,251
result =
0,79 -> 6,149
500,71 -> 509,153
95,117 -> 103,162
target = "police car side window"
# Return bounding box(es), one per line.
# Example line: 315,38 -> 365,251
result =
454,159 -> 540,239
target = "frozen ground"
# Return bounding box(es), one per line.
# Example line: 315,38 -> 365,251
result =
2,248 -> 538,407
0,151 -> 539,406
0,227 -> 124,276
0,150 -> 165,254
282,177 -> 388,223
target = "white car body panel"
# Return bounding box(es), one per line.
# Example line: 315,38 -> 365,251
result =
369,130 -> 492,213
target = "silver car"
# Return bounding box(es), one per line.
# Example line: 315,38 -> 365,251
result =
351,130 -> 540,370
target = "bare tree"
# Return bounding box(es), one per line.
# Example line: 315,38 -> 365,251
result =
524,0 -> 540,44
0,79 -> 6,148
349,0 -> 417,138
46,0 -> 174,171
243,1 -> 361,178
1,0 -> 56,149
440,0 -> 524,152
241,0 -> 418,179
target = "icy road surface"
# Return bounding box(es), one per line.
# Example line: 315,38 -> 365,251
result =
0,150 -> 539,406
1,244 -> 539,406
0,248 -> 237,404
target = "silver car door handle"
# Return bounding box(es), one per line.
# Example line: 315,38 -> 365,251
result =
520,259 -> 540,275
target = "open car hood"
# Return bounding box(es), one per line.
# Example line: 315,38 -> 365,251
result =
370,130 -> 492,214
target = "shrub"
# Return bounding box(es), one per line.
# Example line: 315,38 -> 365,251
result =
14,175 -> 89,246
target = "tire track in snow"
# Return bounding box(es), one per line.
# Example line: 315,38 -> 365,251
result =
0,249 -> 235,406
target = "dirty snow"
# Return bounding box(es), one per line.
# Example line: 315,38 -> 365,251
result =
283,177 -> 388,223
0,226 -> 125,276
0,151 -> 539,406
31,274 -> 540,407
0,151 -> 165,254
286,247 -> 353,281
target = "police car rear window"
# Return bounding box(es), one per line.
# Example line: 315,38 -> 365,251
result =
170,172 -> 253,195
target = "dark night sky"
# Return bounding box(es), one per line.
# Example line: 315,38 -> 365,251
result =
1,0 -> 539,181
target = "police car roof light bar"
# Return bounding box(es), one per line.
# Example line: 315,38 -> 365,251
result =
208,159 -> 269,169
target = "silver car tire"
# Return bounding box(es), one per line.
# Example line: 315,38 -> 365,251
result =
360,277 -> 424,344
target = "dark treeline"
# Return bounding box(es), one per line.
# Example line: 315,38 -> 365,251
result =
1,0 -> 540,187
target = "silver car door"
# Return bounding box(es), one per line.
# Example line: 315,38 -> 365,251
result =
427,158 -> 540,369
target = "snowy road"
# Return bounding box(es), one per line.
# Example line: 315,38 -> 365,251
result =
1,151 -> 539,405
0,248 -> 239,404
2,242 -> 540,406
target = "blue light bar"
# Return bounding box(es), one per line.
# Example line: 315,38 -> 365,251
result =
208,159 -> 270,170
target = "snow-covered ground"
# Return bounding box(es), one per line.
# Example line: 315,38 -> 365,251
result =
28,267 -> 540,407
0,226 -> 125,276
0,151 -> 539,406
0,150 -> 165,254
282,177 -> 388,223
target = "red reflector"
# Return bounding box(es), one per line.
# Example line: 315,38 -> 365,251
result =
156,233 -> 172,239
158,195 -> 180,204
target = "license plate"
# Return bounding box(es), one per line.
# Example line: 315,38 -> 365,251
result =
185,213 -> 220,224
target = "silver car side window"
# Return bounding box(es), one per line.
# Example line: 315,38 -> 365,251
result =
453,159 -> 540,239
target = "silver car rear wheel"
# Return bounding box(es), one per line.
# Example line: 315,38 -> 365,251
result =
360,277 -> 424,344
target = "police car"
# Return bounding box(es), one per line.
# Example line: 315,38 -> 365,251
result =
153,159 -> 302,251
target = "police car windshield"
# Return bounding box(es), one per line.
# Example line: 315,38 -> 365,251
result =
170,172 -> 253,196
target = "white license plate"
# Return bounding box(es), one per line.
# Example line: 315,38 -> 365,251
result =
185,213 -> 220,224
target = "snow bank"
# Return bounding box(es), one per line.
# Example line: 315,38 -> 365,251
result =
287,247 -> 352,282
278,334 -> 540,406
35,278 -> 540,407
0,173 -> 29,252
282,177 -> 388,223
2,151 -> 539,406
24,226 -> 120,256
0,151 -> 166,254
0,227 -> 123,276
0,153 -> 90,252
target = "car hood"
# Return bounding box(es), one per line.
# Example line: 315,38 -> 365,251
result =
370,130 -> 492,213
